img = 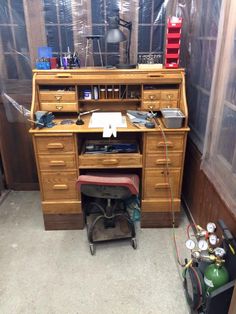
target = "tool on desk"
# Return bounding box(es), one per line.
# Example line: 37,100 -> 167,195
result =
145,121 -> 155,128
60,119 -> 75,125
132,122 -> 143,129
34,111 -> 55,129
76,108 -> 100,125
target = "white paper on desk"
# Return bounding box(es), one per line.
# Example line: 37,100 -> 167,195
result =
89,112 -> 127,128
89,112 -> 126,138
103,124 -> 117,138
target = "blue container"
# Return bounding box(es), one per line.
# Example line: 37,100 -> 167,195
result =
35,61 -> 51,70
38,46 -> 52,59
83,89 -> 92,99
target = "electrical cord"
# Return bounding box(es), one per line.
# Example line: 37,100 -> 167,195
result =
157,120 -> 185,268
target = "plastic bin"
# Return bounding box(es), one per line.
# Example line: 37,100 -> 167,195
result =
161,108 -> 185,128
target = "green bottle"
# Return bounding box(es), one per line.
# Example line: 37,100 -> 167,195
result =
204,262 -> 229,294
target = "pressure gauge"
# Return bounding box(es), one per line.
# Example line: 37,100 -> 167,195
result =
198,239 -> 208,251
214,247 -> 226,257
185,239 -> 195,250
206,222 -> 216,233
209,234 -> 218,246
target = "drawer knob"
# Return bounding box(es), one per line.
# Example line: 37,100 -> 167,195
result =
149,95 -> 156,100
55,95 -> 62,101
161,170 -> 169,175
102,159 -> 119,165
157,141 -> 173,148
55,74 -> 72,78
155,183 -> 170,189
47,143 -> 64,149
147,74 -> 164,78
50,160 -> 66,166
167,94 -> 173,100
53,184 -> 68,190
56,105 -> 63,110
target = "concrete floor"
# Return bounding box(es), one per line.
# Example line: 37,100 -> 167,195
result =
0,191 -> 190,314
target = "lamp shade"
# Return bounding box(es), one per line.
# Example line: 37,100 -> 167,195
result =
105,28 -> 126,43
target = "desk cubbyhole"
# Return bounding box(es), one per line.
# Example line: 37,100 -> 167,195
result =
143,84 -> 179,91
39,85 -> 76,92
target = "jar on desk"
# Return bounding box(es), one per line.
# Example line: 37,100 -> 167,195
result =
114,88 -> 119,99
100,88 -> 106,99
107,88 -> 113,99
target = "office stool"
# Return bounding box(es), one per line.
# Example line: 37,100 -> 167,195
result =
84,35 -> 103,67
77,174 -> 139,255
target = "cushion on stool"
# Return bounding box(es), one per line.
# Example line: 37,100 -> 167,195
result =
77,174 -> 139,195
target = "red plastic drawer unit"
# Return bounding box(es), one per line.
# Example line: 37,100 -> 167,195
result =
165,17 -> 183,68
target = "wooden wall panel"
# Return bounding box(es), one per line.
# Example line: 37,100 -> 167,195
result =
182,137 -> 236,235
0,94 -> 39,190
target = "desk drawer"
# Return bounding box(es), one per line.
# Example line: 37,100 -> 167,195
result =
35,135 -> 75,154
38,154 -> 76,171
143,169 -> 180,198
143,90 -> 161,101
146,133 -> 184,152
161,90 -> 179,101
142,100 -> 161,111
40,102 -> 77,112
79,153 -> 142,168
39,91 -> 76,102
145,152 -> 183,168
142,100 -> 178,111
41,171 -> 78,201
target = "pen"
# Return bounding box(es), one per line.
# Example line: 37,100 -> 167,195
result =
80,108 -> 100,116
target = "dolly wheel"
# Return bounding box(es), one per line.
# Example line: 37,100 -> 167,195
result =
89,243 -> 96,255
131,238 -> 137,249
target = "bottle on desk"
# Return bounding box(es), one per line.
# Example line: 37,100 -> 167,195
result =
100,87 -> 106,99
107,87 -> 113,99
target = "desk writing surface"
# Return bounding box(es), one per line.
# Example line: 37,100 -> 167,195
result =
29,115 -> 189,133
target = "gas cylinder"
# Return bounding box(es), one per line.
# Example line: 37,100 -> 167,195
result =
204,262 -> 229,294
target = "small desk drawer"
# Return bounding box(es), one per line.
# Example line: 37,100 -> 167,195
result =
146,133 -> 184,152
161,90 -> 179,101
142,100 -> 161,111
79,153 -> 142,168
39,91 -> 76,102
35,135 -> 75,154
160,100 -> 178,108
145,152 -> 183,168
41,171 -> 78,201
40,102 -> 77,112
38,154 -> 76,171
143,169 -> 180,198
143,90 -> 161,101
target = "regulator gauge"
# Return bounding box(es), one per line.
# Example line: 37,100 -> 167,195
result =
206,222 -> 216,233
198,239 -> 208,251
214,247 -> 226,257
185,239 -> 196,250
209,234 -> 218,246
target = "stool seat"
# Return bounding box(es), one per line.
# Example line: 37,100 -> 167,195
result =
77,174 -> 139,197
77,173 -> 139,254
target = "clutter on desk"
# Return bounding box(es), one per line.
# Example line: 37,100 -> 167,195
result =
36,46 -> 81,70
35,111 -> 55,129
84,140 -> 139,154
127,110 -> 157,126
